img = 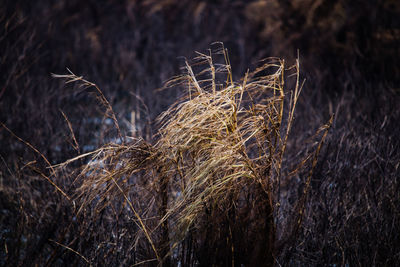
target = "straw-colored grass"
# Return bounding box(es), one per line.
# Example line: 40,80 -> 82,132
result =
54,44 -> 331,266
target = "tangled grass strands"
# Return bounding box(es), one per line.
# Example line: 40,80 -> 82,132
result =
50,44 -> 330,266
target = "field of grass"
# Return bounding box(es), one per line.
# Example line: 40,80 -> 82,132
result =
1,1 -> 399,266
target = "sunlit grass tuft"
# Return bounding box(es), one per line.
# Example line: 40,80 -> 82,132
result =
55,44 -> 331,266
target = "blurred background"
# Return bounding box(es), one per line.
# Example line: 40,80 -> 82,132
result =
1,0 -> 399,265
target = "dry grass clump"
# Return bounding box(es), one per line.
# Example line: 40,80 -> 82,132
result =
1,1 -> 399,265
53,44 -> 331,266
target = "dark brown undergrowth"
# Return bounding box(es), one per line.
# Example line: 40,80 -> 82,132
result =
1,0 -> 399,266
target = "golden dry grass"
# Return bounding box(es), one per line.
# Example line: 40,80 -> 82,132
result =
52,44 -> 331,266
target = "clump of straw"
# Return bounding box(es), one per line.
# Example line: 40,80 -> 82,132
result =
56,43 -> 331,266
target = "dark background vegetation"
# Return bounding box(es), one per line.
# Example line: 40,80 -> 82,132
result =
1,0 -> 399,266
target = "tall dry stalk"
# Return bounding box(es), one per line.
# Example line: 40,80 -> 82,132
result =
55,44 -> 330,266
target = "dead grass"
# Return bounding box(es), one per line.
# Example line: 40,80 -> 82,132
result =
1,1 -> 399,266
50,44 -> 331,266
